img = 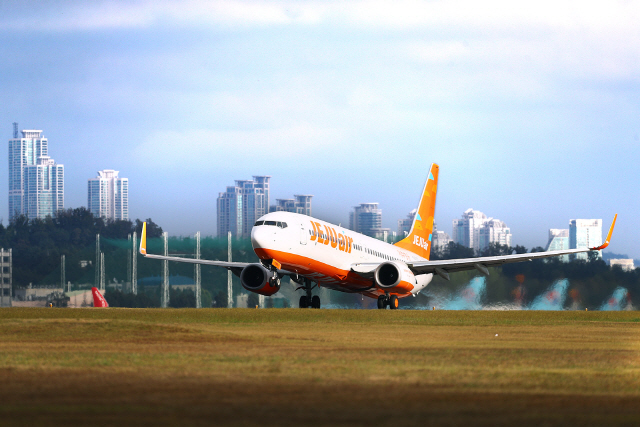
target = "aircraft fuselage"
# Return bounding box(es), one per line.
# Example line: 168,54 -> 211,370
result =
251,211 -> 433,298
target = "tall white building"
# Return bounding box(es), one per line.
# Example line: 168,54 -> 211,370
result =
9,127 -> 64,220
570,219 -> 602,260
452,209 -> 487,250
609,259 -> 635,271
453,208 -> 511,252
217,176 -> 271,238
350,203 -> 390,240
270,194 -> 313,216
217,185 -> 242,237
433,222 -> 452,251
478,219 -> 512,249
88,170 -> 129,220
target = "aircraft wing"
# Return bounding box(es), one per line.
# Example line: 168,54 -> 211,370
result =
350,263 -> 381,279
139,223 -> 251,276
408,214 -> 617,280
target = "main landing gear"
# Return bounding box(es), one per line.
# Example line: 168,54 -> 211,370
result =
377,294 -> 399,310
298,278 -> 320,309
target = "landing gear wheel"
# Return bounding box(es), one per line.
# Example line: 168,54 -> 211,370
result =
311,295 -> 321,309
377,296 -> 386,309
389,295 -> 399,310
299,295 -> 308,308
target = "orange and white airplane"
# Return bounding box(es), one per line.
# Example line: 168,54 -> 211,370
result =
139,163 -> 617,309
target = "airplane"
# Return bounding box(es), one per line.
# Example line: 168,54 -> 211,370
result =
91,287 -> 109,308
139,163 -> 617,309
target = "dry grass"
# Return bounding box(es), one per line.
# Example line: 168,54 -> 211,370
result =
0,308 -> 639,426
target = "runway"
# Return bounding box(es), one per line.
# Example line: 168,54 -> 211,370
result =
1,308 -> 638,426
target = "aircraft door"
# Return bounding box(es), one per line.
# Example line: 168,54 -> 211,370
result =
300,224 -> 307,245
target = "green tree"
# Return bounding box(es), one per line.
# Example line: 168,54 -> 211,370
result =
135,219 -> 163,238
477,243 -> 512,257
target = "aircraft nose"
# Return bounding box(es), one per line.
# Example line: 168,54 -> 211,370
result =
251,225 -> 269,249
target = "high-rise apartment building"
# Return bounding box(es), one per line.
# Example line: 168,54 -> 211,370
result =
217,186 -> 242,237
433,222 -> 452,250
453,208 -> 511,252
452,209 -> 487,250
9,127 -> 64,220
477,218 -> 512,249
217,176 -> 271,238
609,259 -> 635,271
270,195 -> 313,216
569,219 -> 602,260
88,170 -> 129,221
350,203 -> 390,240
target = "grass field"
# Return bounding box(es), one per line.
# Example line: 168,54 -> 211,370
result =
0,308 -> 639,426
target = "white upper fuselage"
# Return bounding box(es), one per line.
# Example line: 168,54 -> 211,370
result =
250,211 -> 433,298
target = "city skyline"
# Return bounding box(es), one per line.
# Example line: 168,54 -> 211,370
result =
1,2 -> 638,257
2,127 -> 625,258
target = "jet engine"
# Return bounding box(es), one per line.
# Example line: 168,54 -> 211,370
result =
240,263 -> 281,296
374,261 -> 416,293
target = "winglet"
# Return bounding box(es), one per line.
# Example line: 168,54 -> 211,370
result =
590,214 -> 617,251
139,222 -> 147,255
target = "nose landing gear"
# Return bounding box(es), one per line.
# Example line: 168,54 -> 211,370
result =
297,278 -> 320,309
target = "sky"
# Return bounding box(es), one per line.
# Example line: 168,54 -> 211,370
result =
1,0 -> 638,258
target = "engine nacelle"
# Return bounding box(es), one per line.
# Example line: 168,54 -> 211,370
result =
374,262 -> 402,288
374,261 -> 417,293
240,263 -> 281,296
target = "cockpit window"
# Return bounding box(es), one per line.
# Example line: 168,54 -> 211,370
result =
255,220 -> 287,228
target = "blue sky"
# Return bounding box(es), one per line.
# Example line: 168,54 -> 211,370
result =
1,1 -> 638,257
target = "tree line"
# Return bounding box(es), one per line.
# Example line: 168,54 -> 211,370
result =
420,241 -> 640,309
0,208 -> 164,288
3,210 -> 637,309
2,208 -> 256,308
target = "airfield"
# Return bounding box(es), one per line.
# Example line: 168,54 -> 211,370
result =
0,308 -> 639,426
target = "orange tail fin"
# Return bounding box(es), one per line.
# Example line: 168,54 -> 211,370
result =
394,163 -> 439,260
91,287 -> 109,308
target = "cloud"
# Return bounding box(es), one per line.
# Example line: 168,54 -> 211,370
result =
0,0 -> 323,31
4,0 -> 639,35
131,124 -> 345,168
343,0 -> 640,32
